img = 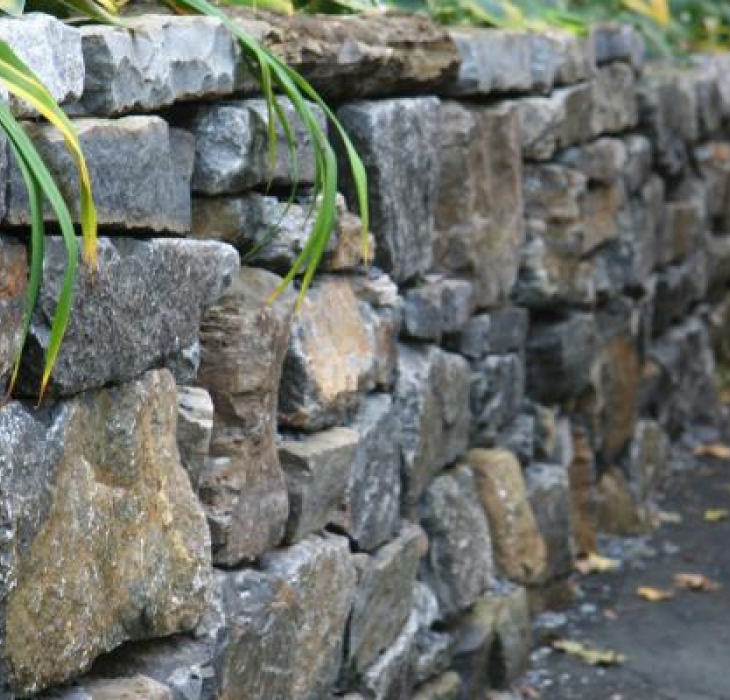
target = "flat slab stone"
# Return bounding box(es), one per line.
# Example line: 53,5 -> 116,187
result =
6,117 -> 195,233
78,15 -> 238,115
0,370 -> 211,696
19,237 -> 239,397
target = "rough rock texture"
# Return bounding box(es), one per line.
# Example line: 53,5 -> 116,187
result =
403,277 -> 473,341
436,101 -> 524,308
339,394 -> 402,552
230,8 -> 460,99
19,237 -> 238,397
78,16 -> 237,115
337,98 -> 440,283
469,449 -> 547,585
260,534 -> 357,700
176,386 -> 214,490
197,267 -> 295,565
6,117 -> 195,233
0,370 -> 211,696
419,467 -> 494,618
413,672 -> 462,700
396,345 -> 471,505
0,14 -> 84,115
279,277 -> 376,430
0,237 -> 26,390
344,523 -> 424,678
279,427 -> 359,543
190,99 -> 325,194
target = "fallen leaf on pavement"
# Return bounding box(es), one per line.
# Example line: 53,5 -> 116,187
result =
694,443 -> 730,460
705,509 -> 729,522
637,586 -> 674,602
575,552 -> 620,575
551,638 -> 626,666
654,510 -> 683,526
674,572 -> 721,592
603,608 -> 618,620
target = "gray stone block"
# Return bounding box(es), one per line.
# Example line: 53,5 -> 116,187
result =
337,98 -> 440,283
6,117 -> 194,233
590,63 -> 639,137
177,386 -> 214,490
78,16 -> 237,115
590,23 -> 645,71
419,466 -> 494,618
280,427 -> 359,543
557,138 -> 628,184
403,277 -> 473,341
19,237 -> 238,397
190,98 -> 325,194
456,308 -> 528,360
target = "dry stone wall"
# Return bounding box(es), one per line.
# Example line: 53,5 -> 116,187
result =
0,10 -> 728,699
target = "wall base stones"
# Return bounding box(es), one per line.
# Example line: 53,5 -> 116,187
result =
0,10 -> 728,700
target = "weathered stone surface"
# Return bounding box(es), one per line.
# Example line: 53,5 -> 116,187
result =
197,267 -> 295,565
177,386 -> 214,490
469,449 -> 547,585
566,425 -> 597,555
590,23 -> 645,71
6,117 -> 194,233
449,584 -> 531,694
0,370 -> 211,696
525,463 -> 575,583
279,276 -> 376,430
591,63 -> 638,136
403,277 -> 473,341
529,31 -> 591,88
337,98 -> 440,283
623,420 -> 669,501
396,345 -> 471,504
260,534 -> 357,700
280,427 -> 359,543
435,101 -> 524,308
0,14 -> 83,116
514,84 -> 593,160
497,413 -> 535,467
419,467 -> 494,618
596,468 -> 650,535
190,98 -> 325,194
0,237 -> 26,391
470,354 -> 525,447
191,193 -> 368,273
60,676 -> 173,700
558,138 -> 627,184
338,394 -> 401,552
78,16 -> 237,115
662,186 -> 706,267
345,523 -> 424,677
652,251 -> 708,336
695,142 -> 730,227
412,583 -> 454,686
413,672 -> 462,700
230,9 -> 460,100
622,134 -> 654,194
456,307 -> 528,360
526,313 -> 597,403
19,237 -> 238,397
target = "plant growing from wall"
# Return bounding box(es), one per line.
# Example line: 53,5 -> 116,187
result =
0,0 -> 369,400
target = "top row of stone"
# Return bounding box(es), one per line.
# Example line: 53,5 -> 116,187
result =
3,10 -> 651,118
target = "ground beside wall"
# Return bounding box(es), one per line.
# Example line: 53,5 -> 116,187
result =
0,10 -> 728,700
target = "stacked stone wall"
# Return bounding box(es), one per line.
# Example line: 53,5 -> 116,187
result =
0,10 -> 728,699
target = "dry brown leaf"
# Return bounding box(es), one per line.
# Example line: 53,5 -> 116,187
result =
551,638 -> 626,666
575,552 -> 620,575
694,443 -> 730,460
705,509 -> 730,522
674,572 -> 721,592
637,586 -> 675,602
655,510 -> 683,525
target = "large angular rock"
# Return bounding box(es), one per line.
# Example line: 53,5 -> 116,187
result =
176,386 -> 214,490
590,63 -> 639,136
19,237 -> 238,397
339,394 -> 402,552
279,276 -> 377,430
78,16 -> 238,115
403,277 -> 473,341
396,345 -> 471,504
469,449 -> 547,585
558,138 -> 627,184
0,370 -> 211,696
279,427 -> 359,543
419,467 -> 494,618
260,534 -> 357,700
0,237 -> 26,391
0,14 -> 84,115
525,463 -> 575,583
230,8 -> 460,100
456,308 -> 528,360
590,23 -> 645,71
197,267 -> 295,565
344,523 -> 424,678
435,101 -> 524,308
190,98 -> 325,194
6,117 -> 194,233
565,424 -> 598,555
623,420 -> 669,501
337,98 -> 440,283
695,142 -> 730,228
651,251 -> 708,336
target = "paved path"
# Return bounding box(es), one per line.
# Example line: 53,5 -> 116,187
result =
520,446 -> 730,700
